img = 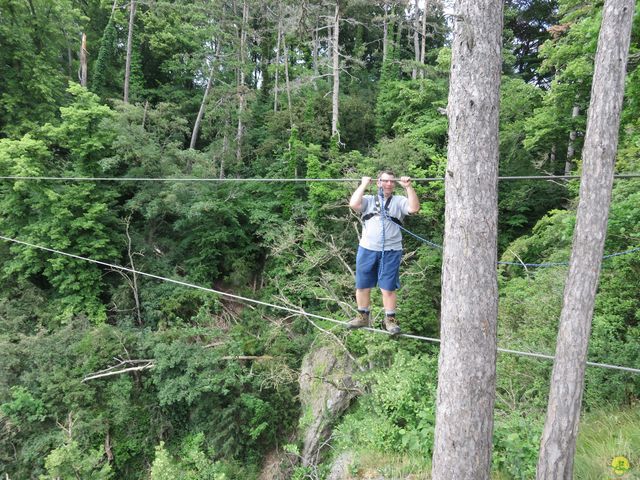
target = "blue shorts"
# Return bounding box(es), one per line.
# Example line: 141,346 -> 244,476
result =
355,246 -> 402,291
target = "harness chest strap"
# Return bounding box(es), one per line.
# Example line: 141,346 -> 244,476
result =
361,195 -> 403,226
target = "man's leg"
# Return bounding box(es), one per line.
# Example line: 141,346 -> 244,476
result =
348,288 -> 372,329
378,251 -> 402,335
380,288 -> 401,335
380,288 -> 396,311
356,288 -> 372,310
350,247 -> 377,329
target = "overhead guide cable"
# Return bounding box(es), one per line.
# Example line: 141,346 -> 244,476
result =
0,174 -> 640,183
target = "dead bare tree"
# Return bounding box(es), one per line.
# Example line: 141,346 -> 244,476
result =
79,32 -> 88,87
124,215 -> 142,325
123,0 -> 136,103
565,102 -> 580,175
330,1 -> 341,141
420,0 -> 428,79
190,42 -> 221,149
236,0 -> 249,165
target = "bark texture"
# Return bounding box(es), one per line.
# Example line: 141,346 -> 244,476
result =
123,0 -> 136,104
536,1 -> 635,478
431,1 -> 503,478
330,1 -> 340,139
79,32 -> 88,87
190,65 -> 215,150
565,103 -> 580,176
236,0 -> 249,165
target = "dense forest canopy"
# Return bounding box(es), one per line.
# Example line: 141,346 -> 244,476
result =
1,0 -> 639,478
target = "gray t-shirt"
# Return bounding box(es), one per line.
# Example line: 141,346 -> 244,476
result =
359,194 -> 409,251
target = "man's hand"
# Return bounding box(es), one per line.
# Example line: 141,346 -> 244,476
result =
399,176 -> 420,214
350,176 -> 372,212
398,176 -> 412,188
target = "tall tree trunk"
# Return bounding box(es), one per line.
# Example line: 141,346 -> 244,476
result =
420,0 -> 427,79
274,17 -> 282,112
331,1 -> 340,140
382,2 -> 389,66
565,103 -> 580,175
312,25 -> 319,90
124,215 -> 142,326
283,36 -> 293,128
191,41 -> 220,150
123,0 -> 136,104
61,28 -> 73,77
412,0 -> 419,79
536,1 -> 635,478
236,0 -> 249,166
190,66 -> 215,150
549,144 -> 557,172
142,99 -> 149,129
394,10 -> 404,61
431,1 -> 503,479
79,32 -> 88,87
220,117 -> 230,179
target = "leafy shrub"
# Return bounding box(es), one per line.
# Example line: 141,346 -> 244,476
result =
492,412 -> 543,480
334,352 -> 438,458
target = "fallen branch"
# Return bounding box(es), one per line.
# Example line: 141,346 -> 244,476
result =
219,355 -> 274,361
82,359 -> 155,382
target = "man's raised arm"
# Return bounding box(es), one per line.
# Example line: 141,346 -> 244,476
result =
349,176 -> 371,212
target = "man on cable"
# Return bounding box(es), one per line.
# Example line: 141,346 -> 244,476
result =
348,171 -> 420,335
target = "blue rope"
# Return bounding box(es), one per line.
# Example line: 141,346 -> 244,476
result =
602,246 -> 640,259
393,221 -> 639,268
396,223 -> 444,250
378,187 -> 386,278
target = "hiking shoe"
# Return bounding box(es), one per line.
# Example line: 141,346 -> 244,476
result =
383,316 -> 401,335
347,311 -> 370,329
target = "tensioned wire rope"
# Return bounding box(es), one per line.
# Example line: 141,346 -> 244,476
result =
2,173 -> 640,266
1,173 -> 640,182
1,234 -> 639,375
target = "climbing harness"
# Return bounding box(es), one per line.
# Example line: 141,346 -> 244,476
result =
362,187 -> 403,278
361,191 -> 403,226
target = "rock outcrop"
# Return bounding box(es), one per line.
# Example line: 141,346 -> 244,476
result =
298,345 -> 359,467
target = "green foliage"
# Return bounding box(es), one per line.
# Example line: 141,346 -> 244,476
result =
150,437 -> 229,480
522,1 -> 605,172
0,0 -> 87,136
492,412 -> 543,480
1,386 -> 46,423
503,0 -> 558,85
396,246 -> 442,344
498,76 -> 567,247
375,75 -> 448,144
334,352 -> 437,458
92,17 -> 121,99
0,86 -> 121,322
170,185 -> 262,283
1,1 -> 640,477
41,440 -> 113,480
497,178 -> 640,411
